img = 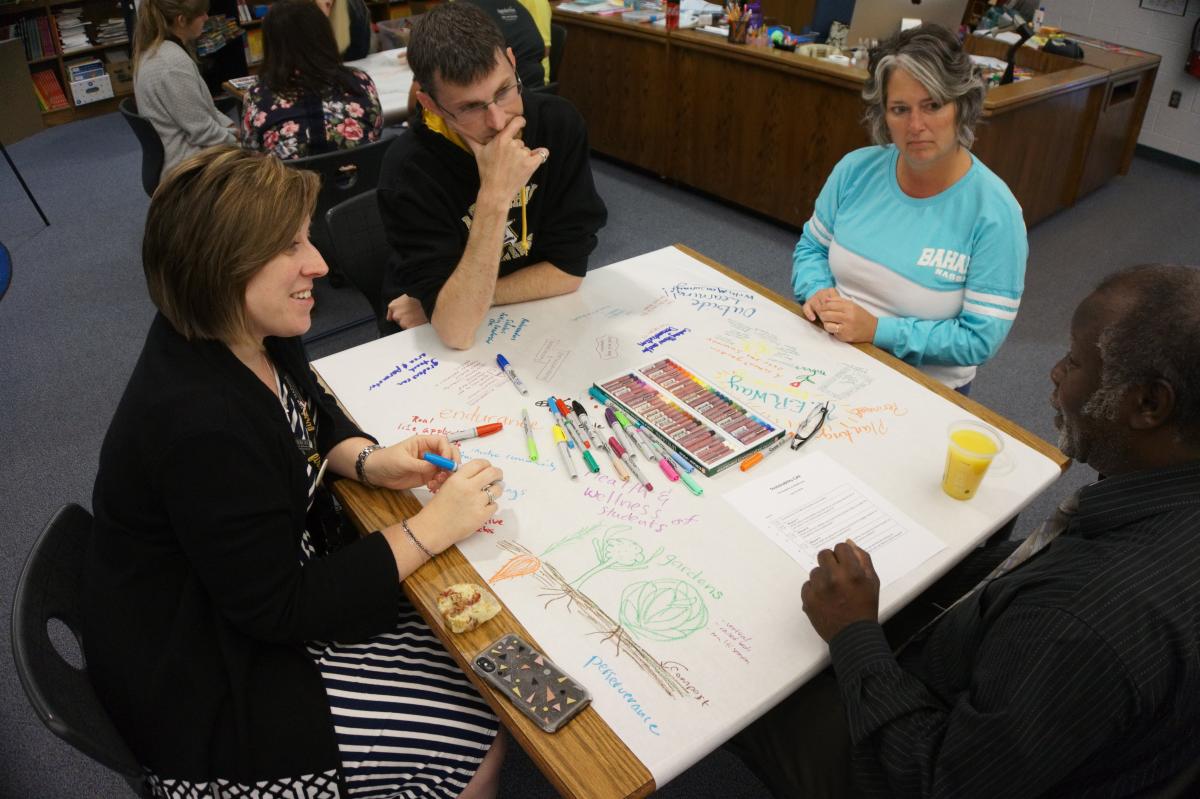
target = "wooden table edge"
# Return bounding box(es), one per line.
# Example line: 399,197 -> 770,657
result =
669,243 -> 1070,473
330,477 -> 656,799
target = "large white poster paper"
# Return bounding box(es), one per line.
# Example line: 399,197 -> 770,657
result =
312,247 -> 1060,786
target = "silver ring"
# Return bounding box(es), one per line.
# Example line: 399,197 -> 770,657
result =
539,150 -> 548,163
482,484 -> 497,502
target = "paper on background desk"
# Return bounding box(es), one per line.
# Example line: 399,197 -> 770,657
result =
312,246 -> 1061,788
724,451 -> 944,586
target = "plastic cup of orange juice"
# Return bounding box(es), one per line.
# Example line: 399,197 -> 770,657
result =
941,421 -> 1003,500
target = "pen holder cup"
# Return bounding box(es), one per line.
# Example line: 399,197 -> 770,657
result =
728,18 -> 750,44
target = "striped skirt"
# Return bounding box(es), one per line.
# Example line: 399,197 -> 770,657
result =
307,601 -> 500,798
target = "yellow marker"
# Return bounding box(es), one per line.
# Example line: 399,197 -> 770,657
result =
520,186 -> 528,252
941,422 -> 1002,500
552,424 -> 578,480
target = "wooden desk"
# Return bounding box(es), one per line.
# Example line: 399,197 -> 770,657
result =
321,245 -> 1066,799
554,12 -> 1159,227
222,47 -> 413,125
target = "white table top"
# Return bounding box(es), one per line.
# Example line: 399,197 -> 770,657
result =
312,246 -> 1064,789
345,46 -> 412,125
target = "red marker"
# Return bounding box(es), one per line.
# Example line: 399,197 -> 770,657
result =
446,422 -> 503,442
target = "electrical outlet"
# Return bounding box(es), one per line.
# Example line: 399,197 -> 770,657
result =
1169,90 -> 1182,108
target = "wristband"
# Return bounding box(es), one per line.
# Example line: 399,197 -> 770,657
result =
355,444 -> 385,487
401,517 -> 435,560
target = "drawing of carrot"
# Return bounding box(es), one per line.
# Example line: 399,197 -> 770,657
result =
489,554 -> 543,584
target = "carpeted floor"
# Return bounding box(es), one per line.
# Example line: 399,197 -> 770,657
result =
1,110 -> 1197,798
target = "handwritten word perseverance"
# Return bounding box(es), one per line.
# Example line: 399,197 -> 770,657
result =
583,656 -> 661,735
368,353 -> 439,391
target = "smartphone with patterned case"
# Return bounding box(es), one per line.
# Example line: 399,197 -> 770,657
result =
472,634 -> 591,733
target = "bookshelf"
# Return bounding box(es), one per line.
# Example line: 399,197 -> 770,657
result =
0,0 -> 131,125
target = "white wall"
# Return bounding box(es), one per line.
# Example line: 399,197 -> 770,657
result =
1041,0 -> 1200,162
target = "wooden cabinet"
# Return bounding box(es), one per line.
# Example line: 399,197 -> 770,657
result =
554,11 -> 1160,228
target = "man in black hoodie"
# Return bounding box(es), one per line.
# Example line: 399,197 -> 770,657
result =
378,2 -> 606,349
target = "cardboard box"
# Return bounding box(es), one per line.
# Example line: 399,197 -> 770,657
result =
106,59 -> 133,95
69,73 -> 114,106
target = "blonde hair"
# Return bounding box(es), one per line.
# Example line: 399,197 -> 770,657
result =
133,0 -> 210,72
143,146 -> 320,342
327,0 -> 351,55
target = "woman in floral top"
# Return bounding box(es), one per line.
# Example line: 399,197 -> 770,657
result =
242,0 -> 382,160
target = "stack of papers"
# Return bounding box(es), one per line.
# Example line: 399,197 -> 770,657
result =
55,8 -> 92,54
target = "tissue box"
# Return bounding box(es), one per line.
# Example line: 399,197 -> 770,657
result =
70,73 -> 114,106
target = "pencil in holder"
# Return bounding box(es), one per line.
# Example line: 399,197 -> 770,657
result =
728,17 -> 750,44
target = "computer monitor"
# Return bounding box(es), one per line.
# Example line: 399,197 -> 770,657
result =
844,0 -> 970,48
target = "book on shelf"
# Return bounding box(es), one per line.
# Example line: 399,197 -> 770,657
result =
95,18 -> 127,45
31,68 -> 70,110
243,26 -> 262,64
66,55 -> 106,80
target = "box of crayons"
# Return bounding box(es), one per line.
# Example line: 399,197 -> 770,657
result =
595,358 -> 785,476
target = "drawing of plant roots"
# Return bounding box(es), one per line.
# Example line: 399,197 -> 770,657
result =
495,539 -> 686,698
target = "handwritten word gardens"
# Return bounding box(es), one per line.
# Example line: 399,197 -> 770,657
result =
368,353 -> 440,391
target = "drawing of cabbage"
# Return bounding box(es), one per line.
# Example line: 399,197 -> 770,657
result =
619,580 -> 708,642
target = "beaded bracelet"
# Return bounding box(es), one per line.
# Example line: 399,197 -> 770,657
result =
400,518 -> 435,560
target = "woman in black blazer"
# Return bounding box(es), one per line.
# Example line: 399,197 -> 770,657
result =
83,146 -> 507,798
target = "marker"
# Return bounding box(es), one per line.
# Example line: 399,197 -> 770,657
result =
615,409 -> 657,460
609,436 -> 652,491
571,400 -> 602,449
422,452 -> 458,472
555,397 -> 588,450
446,422 -> 503,442
639,434 -> 678,482
664,445 -> 695,474
604,407 -> 634,453
587,386 -> 609,406
646,436 -> 702,496
521,409 -> 538,462
553,425 -> 578,480
496,353 -> 528,396
592,425 -> 630,481
739,434 -> 789,472
547,397 -> 574,448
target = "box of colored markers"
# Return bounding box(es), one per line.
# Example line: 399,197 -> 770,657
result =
595,358 -> 785,476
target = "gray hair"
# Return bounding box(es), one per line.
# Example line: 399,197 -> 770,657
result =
1084,264 -> 1200,446
861,24 -> 986,149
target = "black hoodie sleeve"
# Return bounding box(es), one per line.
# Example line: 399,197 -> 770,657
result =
528,96 -> 607,277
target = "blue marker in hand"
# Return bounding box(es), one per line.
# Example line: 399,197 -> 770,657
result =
422,452 -> 458,472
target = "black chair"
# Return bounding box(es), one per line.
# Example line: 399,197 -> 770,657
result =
550,22 -> 567,83
11,503 -> 152,797
533,23 -> 567,96
325,189 -> 392,336
286,136 -> 397,286
118,97 -> 164,198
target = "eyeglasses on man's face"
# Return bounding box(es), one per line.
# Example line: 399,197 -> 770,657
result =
436,71 -> 523,125
790,401 -> 830,451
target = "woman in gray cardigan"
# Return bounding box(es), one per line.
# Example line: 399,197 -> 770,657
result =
133,0 -> 236,179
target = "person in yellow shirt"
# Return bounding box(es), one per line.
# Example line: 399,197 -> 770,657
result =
516,0 -> 551,79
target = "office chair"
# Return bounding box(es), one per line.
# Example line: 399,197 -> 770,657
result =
533,23 -> 567,96
11,503 -> 152,798
324,189 -> 392,337
286,136 -> 397,287
117,97 -> 164,198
